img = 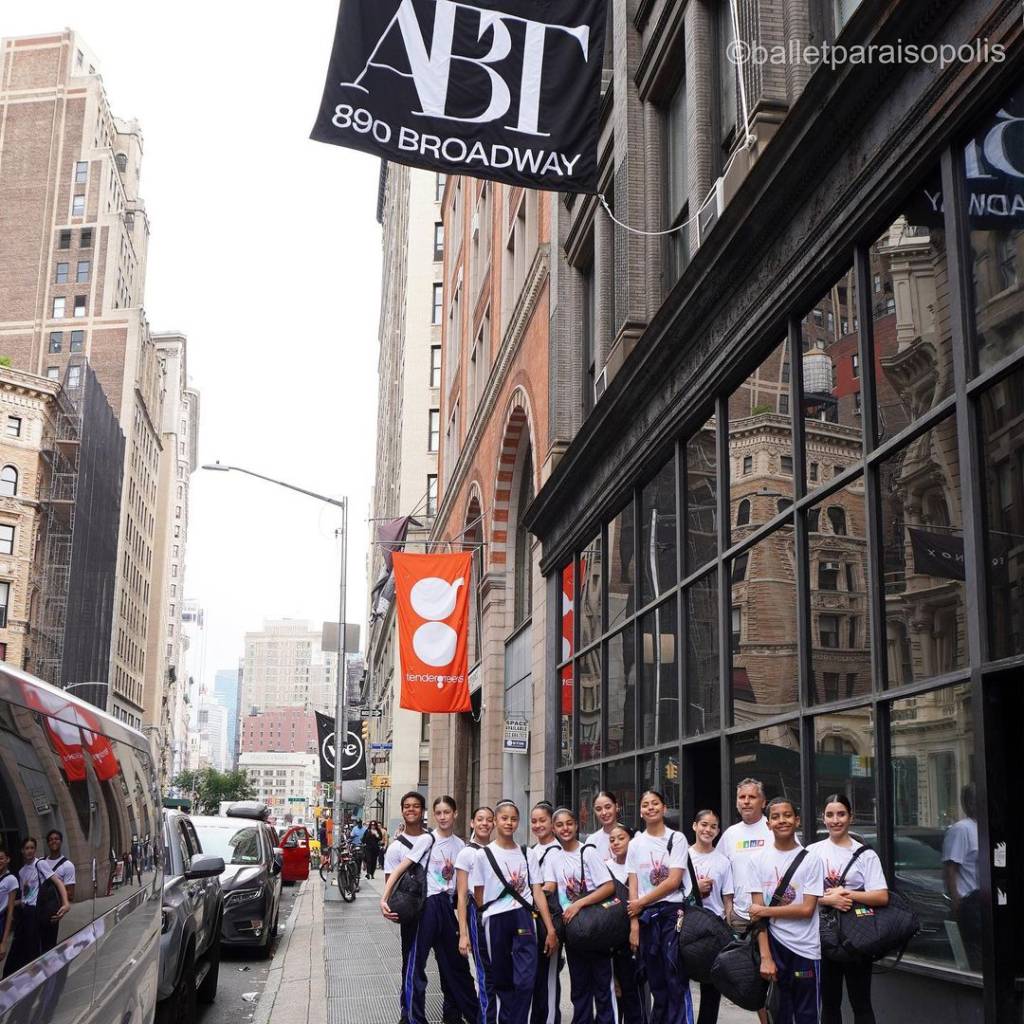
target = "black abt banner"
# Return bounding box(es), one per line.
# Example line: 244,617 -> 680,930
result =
314,711 -> 367,783
311,0 -> 607,193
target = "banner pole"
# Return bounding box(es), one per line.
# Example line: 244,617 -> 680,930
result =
334,498 -> 349,855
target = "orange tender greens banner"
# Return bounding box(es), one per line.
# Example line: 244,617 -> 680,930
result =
394,551 -> 473,713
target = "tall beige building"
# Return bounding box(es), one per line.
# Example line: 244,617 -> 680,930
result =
364,164 -> 443,828
0,31 -> 195,742
241,619 -> 338,718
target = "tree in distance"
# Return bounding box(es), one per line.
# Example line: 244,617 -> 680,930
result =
171,767 -> 255,814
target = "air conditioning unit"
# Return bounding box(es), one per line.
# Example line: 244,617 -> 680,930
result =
822,561 -> 841,572
697,177 -> 726,246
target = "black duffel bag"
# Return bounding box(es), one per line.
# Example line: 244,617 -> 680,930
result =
819,846 -> 920,963
710,849 -> 808,1012
563,845 -> 631,953
389,833 -> 435,924
677,858 -> 734,984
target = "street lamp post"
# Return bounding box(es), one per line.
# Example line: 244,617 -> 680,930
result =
202,462 -> 349,856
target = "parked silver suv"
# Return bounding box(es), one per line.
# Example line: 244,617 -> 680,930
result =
156,809 -> 225,1023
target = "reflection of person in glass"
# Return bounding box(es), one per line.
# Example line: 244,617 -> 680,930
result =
0,846 -> 17,965
942,783 -> 981,969
1,837 -> 70,978
39,831 -> 76,954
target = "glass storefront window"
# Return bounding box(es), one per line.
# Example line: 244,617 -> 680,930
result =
640,596 -> 678,747
731,529 -> 799,724
579,533 -> 603,650
686,573 -> 719,735
890,683 -> 979,973
686,419 -> 717,574
812,707 -> 876,836
961,81 -> 1024,373
637,750 -> 680,826
801,265 -> 863,491
808,474 -> 871,702
576,764 -> 601,837
729,339 -> 795,506
577,648 -> 602,762
878,416 -> 967,686
730,724 -> 801,810
607,625 -> 636,755
979,365 -> 1024,659
608,502 -> 636,631
558,563 -> 574,768
870,201 -> 954,441
640,456 -> 677,605
605,757 -> 638,828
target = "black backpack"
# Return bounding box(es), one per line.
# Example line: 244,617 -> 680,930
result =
818,846 -> 920,963
676,854 -> 735,983
389,834 -> 435,924
562,845 -> 631,954
710,849 -> 808,1011
534,843 -> 564,942
35,858 -> 66,924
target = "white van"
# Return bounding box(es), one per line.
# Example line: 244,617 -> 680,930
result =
0,665 -> 161,1024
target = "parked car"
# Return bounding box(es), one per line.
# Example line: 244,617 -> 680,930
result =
190,803 -> 283,956
156,809 -> 225,1022
277,825 -> 311,884
0,663 -> 162,1024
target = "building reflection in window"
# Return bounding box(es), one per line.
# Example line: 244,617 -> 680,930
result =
576,764 -> 601,836
637,750 -> 679,825
686,573 -> 719,736
640,596 -> 677,746
605,756 -> 638,829
979,364 -> 1024,659
890,683 -> 978,973
640,456 -> 677,605
808,474 -> 871,701
607,502 -> 635,631
813,708 -> 876,833
607,624 -> 636,755
686,420 -> 717,574
579,533 -> 603,651
879,415 -> 967,686
730,529 -> 799,724
731,724 -> 801,807
577,648 -> 602,762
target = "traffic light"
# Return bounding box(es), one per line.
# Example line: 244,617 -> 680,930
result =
664,759 -> 678,781
361,720 -> 370,743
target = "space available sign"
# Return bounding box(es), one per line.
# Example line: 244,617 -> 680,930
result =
310,0 -> 607,192
314,711 -> 367,783
393,551 -> 473,713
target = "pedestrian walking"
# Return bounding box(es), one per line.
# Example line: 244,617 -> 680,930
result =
625,790 -> 694,1024
605,824 -> 646,1024
543,807 -> 618,1024
382,796 -> 481,1024
363,821 -> 383,879
458,806 -> 496,1024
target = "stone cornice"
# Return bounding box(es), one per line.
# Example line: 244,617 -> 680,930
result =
432,244 -> 550,538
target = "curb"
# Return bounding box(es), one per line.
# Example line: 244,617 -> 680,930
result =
252,880 -> 311,1024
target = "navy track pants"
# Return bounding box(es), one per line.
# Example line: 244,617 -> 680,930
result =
638,903 -> 693,1024
484,907 -> 539,1024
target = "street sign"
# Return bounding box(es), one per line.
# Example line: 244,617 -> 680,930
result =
371,774 -> 391,789
370,743 -> 393,750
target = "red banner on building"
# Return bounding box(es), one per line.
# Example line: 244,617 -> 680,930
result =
394,551 -> 473,713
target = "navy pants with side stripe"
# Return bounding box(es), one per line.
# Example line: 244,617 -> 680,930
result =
638,903 -> 693,1024
405,893 -> 480,1024
531,920 -> 561,1024
566,946 -> 617,1024
767,933 -> 821,1024
485,907 -> 539,1024
611,944 -> 647,1024
469,901 -> 497,1024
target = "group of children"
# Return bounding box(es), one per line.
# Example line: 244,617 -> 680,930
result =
377,779 -> 890,1024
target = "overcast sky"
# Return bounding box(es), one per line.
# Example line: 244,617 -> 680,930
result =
4,4 -> 382,694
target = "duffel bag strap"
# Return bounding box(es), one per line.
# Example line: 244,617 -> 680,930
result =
480,846 -> 534,916
770,850 -> 807,907
687,854 -> 703,908
836,845 -> 868,887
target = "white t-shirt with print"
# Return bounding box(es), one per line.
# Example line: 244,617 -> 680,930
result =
471,842 -> 535,921
384,832 -> 429,876
0,870 -> 17,918
625,829 -> 691,904
747,844 -> 824,959
542,844 -> 613,910
806,840 -> 887,893
941,818 -> 978,897
18,858 -> 55,907
405,832 -> 464,897
586,828 -> 613,862
688,848 -> 734,919
719,818 -> 773,918
42,856 -> 76,888
529,839 -> 561,880
455,841 -> 484,876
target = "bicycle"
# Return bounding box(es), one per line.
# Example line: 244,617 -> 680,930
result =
336,839 -> 360,902
318,843 -> 337,883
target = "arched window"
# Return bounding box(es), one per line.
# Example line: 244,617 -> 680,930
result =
513,445 -> 534,626
827,506 -> 847,536
115,152 -> 128,173
736,499 -> 751,526
0,466 -> 17,497
807,508 -> 821,532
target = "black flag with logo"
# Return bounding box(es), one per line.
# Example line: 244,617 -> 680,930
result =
314,710 -> 367,783
311,0 -> 607,193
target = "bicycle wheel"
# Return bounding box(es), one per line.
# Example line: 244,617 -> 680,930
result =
339,862 -> 357,902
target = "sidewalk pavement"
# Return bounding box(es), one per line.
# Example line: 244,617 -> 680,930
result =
256,872 -> 753,1024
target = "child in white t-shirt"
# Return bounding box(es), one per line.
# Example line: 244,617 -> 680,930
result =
747,799 -> 824,1024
